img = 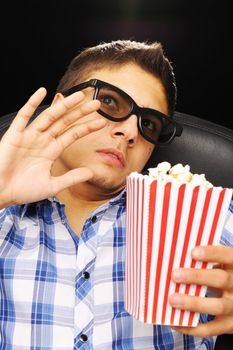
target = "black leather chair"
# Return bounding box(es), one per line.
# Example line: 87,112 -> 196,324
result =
145,111 -> 233,188
0,108 -> 232,349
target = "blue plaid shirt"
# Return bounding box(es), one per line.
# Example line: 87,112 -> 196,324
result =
0,192 -> 232,350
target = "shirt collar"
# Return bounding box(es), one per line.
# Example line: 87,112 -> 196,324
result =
109,188 -> 126,206
20,189 -> 126,219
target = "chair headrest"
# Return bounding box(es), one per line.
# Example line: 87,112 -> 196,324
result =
144,112 -> 233,188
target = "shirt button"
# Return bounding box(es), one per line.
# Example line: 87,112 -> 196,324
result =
83,271 -> 90,279
61,219 -> 66,225
80,334 -> 88,342
91,215 -> 97,223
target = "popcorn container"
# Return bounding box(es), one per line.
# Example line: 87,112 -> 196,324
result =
124,174 -> 232,327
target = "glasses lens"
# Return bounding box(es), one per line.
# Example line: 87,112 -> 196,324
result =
141,113 -> 176,144
96,86 -> 132,118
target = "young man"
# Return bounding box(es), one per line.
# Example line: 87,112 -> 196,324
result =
0,40 -> 232,349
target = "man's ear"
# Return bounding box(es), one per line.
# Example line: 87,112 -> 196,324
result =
51,92 -> 64,105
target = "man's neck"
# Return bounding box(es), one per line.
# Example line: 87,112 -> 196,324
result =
52,160 -> 124,235
56,186 -> 111,237
57,186 -> 109,213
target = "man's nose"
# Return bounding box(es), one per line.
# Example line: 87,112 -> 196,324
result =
111,115 -> 138,146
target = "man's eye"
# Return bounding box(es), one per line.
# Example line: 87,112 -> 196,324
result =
142,119 -> 156,131
100,95 -> 117,108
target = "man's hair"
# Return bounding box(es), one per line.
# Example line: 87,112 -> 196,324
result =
57,40 -> 177,116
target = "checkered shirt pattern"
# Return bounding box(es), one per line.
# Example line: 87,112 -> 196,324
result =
0,192 -> 232,349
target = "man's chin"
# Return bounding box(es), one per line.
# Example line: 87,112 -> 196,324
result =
87,175 -> 126,194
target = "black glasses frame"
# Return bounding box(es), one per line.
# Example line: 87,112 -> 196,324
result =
62,79 -> 183,146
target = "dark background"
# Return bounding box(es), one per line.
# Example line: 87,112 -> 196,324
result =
0,0 -> 232,129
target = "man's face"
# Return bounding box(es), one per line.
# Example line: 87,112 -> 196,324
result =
54,63 -> 168,195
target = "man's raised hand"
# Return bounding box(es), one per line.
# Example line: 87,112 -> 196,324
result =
0,88 -> 106,209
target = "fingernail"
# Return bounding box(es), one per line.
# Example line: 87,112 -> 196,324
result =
67,91 -> 84,101
93,118 -> 106,124
172,270 -> 185,282
192,247 -> 204,259
91,119 -> 106,128
170,294 -> 183,307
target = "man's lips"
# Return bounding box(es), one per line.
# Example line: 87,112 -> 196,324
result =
96,148 -> 126,168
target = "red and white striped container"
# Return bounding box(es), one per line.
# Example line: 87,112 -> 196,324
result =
125,174 -> 232,327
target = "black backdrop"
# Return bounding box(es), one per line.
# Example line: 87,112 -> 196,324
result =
0,0 -> 232,129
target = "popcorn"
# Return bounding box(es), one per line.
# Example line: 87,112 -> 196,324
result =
157,161 -> 171,173
148,162 -> 213,188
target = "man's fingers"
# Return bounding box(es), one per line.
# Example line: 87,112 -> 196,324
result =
172,316 -> 233,337
10,88 -> 47,132
171,267 -> 233,290
46,99 -> 101,137
56,118 -> 106,150
31,91 -> 86,131
169,293 -> 233,316
50,167 -> 94,194
192,245 -> 233,265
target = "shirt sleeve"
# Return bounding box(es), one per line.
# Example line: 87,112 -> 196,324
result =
220,198 -> 233,247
